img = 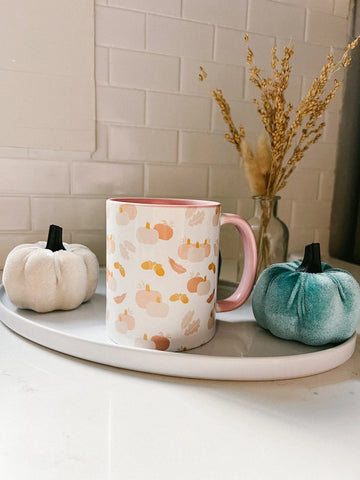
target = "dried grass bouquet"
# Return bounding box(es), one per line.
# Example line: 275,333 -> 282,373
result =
201,34 -> 360,278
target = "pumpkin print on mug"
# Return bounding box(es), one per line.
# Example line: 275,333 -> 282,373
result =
106,198 -> 257,352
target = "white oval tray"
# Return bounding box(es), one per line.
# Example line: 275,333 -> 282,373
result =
0,270 -> 356,381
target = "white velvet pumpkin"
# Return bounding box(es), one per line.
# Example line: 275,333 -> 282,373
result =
3,225 -> 99,313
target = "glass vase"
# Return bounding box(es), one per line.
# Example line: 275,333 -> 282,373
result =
246,195 -> 289,281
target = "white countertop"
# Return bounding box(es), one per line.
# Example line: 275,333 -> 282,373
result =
1,258 -> 360,480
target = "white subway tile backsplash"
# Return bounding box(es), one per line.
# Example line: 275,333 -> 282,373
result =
288,226 -> 315,252
324,111 -> 341,142
277,199 -> 293,228
147,15 -> 213,59
209,166 -> 251,197
237,198 -> 255,219
109,0 -> 181,16
314,228 -> 330,253
71,232 -> 106,266
272,0 -> 333,14
291,200 -> 331,229
0,198 -> 30,230
182,0 -> 247,29
297,143 -> 338,170
0,0 -> 93,77
318,171 -> 335,201
308,0 -> 333,12
96,86 -> 145,124
91,123 -> 108,161
281,169 -> 320,200
31,198 -> 106,231
0,147 -> 28,158
276,40 -> 329,76
96,47 -> 109,84
181,58 -> 244,100
147,92 -> 211,130
71,162 -> 144,195
28,149 -> 91,161
109,126 -> 178,162
333,0 -> 351,18
0,159 -> 69,194
307,11 -> 348,47
220,224 -> 241,259
96,6 -> 145,49
110,49 -> 180,91
212,99 -> 264,135
0,70 -> 94,151
215,29 -> 275,69
146,165 -> 208,197
248,0 -> 306,41
180,131 -> 239,164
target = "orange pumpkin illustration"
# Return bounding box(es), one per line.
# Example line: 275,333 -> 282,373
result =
188,242 -> 207,263
187,274 -> 204,293
136,284 -> 162,308
201,239 -> 211,257
116,204 -> 137,225
136,222 -> 159,244
179,239 -> 211,262
106,268 -> 117,291
116,207 -> 130,225
154,221 -> 173,240
197,276 -> 211,296
212,206 -> 221,226
187,275 -> 210,295
106,234 -> 115,254
135,333 -> 156,349
151,333 -> 170,351
178,238 -> 193,259
122,204 -> 137,220
146,298 -> 169,317
118,309 -> 135,330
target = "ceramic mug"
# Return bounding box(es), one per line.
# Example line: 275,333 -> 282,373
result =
106,198 -> 257,351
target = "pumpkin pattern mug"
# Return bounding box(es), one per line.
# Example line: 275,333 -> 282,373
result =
106,198 -> 257,352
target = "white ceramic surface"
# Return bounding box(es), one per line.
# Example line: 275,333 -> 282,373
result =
0,269 -> 356,381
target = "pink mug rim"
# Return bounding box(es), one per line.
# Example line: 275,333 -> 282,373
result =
107,197 -> 220,208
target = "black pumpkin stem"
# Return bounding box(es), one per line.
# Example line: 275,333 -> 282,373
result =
45,224 -> 66,252
296,243 -> 322,273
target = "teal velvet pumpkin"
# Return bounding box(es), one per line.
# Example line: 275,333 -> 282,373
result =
252,243 -> 360,345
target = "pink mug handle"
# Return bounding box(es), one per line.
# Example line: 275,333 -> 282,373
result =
215,213 -> 257,313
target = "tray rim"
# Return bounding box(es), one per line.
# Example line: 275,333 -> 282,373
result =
0,283 -> 356,381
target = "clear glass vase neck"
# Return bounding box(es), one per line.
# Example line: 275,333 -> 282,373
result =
252,195 -> 281,218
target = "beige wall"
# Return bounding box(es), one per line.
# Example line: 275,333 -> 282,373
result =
0,0 -> 352,278
0,0 -> 95,151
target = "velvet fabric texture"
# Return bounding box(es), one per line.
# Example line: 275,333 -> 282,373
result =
252,261 -> 360,345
